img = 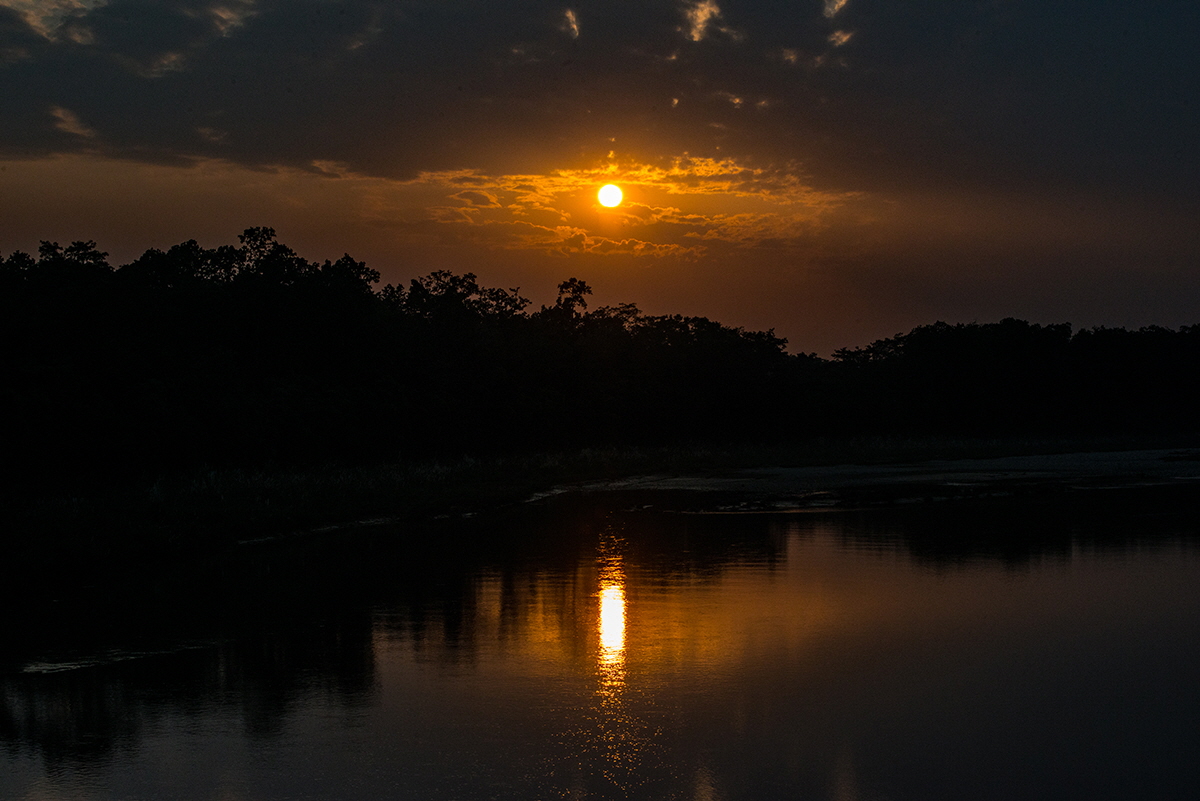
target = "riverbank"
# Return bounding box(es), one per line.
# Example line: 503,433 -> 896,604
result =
542,447 -> 1200,512
8,435 -> 1194,545
3,435 -> 1198,608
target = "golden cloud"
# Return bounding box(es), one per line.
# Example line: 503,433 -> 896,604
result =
404,156 -> 858,258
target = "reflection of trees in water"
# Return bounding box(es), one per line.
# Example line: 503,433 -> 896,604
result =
825,485 -> 1200,567
6,490 -> 1192,774
0,610 -> 376,766
373,499 -> 790,661
2,666 -> 141,766
368,509 -> 753,797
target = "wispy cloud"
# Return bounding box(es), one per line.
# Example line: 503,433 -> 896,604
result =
51,105 -> 96,138
2,0 -> 107,39
513,222 -> 701,258
561,8 -> 579,39
683,0 -> 719,42
207,1 -> 258,37
198,127 -> 228,143
138,51 -> 188,78
681,0 -> 740,43
451,189 -> 502,208
823,0 -> 848,19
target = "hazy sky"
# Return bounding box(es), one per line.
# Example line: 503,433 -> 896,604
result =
2,0 -> 1197,352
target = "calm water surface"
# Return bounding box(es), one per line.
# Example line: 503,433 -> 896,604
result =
3,494 -> 1199,800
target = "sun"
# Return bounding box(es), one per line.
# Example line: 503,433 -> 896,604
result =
598,184 -> 623,207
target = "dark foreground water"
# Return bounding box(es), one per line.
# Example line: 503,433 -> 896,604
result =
3,490 -> 1199,800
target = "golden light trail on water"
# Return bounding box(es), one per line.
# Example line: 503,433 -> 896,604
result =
599,580 -> 626,664
596,536 -> 627,689
593,533 -> 637,786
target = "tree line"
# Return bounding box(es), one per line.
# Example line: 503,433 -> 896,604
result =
3,228 -> 1198,485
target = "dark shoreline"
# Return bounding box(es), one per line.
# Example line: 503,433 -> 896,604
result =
8,435 -> 1195,543
544,446 -> 1200,511
4,437 -> 1197,583
4,439 -> 1199,674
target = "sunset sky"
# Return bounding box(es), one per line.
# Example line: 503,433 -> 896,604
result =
2,0 -> 1197,353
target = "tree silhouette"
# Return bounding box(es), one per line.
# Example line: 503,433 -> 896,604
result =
2,227 -> 1198,491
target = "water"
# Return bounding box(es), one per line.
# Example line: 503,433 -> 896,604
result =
3,493 -> 1199,800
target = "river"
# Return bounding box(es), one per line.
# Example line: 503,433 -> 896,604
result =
3,488 -> 1198,800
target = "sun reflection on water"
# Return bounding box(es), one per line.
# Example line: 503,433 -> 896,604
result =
598,574 -> 626,669
591,532 -> 645,791
596,532 -> 627,697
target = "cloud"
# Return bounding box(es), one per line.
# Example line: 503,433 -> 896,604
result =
208,2 -> 258,36
530,223 -> 702,258
451,189 -> 501,208
137,50 -> 188,77
413,156 -> 849,207
198,126 -> 227,143
681,0 -> 740,43
50,105 -> 96,137
823,0 -> 848,19
560,8 -> 578,39
1,0 -> 108,39
682,0 -> 720,42
0,0 -> 1196,210
399,155 -> 857,259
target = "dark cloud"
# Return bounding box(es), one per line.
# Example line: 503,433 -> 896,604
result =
1,0 -> 1193,200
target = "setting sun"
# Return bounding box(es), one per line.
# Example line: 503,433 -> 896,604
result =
598,184 -> 623,207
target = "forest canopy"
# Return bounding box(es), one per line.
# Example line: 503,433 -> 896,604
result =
3,228 -> 1198,484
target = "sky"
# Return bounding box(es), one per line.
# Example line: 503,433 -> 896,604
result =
1,0 -> 1197,353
